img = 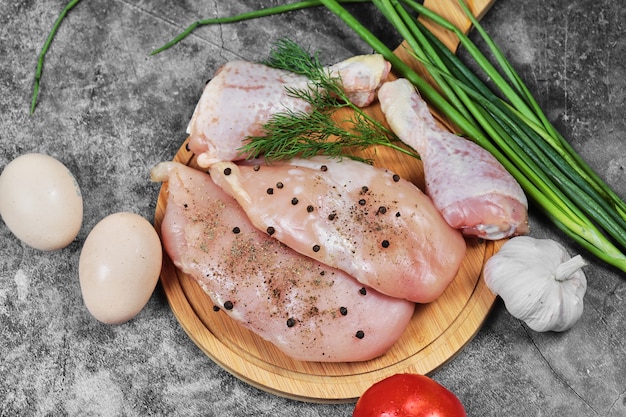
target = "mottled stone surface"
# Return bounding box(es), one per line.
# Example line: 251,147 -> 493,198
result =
1,1 -> 625,416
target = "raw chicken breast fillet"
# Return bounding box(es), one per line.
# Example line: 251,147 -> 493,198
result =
187,55 -> 391,167
208,156 -> 467,303
151,161 -> 415,362
378,78 -> 529,240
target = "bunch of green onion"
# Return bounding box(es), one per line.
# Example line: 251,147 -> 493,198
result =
320,0 -> 626,273
34,0 -> 626,273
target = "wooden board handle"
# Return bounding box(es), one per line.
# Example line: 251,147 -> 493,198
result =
422,0 -> 496,52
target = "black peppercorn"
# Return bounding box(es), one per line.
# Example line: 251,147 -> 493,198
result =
340,307 -> 348,316
355,330 -> 365,339
392,174 -> 400,182
287,317 -> 296,328
224,301 -> 234,310
291,197 -> 299,205
267,226 -> 275,236
232,227 -> 241,234
382,239 -> 390,248
312,244 -> 321,252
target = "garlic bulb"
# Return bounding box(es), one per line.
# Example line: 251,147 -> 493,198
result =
484,236 -> 587,332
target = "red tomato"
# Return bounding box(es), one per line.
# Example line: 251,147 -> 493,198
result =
352,373 -> 467,417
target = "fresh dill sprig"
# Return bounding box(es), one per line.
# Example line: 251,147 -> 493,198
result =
238,39 -> 419,163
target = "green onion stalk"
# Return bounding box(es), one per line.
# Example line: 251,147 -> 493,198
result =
30,0 -> 83,114
34,0 -> 626,272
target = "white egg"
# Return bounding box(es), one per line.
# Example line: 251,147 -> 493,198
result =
0,153 -> 83,251
79,212 -> 163,325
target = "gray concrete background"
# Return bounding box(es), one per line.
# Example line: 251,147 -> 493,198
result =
1,0 -> 625,416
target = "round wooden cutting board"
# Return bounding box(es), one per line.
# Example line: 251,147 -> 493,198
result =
154,0 -> 500,404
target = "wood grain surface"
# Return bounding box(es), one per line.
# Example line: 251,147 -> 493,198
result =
154,0 -> 501,403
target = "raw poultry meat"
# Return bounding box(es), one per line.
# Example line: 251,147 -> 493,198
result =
378,78 -> 529,240
187,55 -> 391,167
151,161 -> 415,362
208,156 -> 467,303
